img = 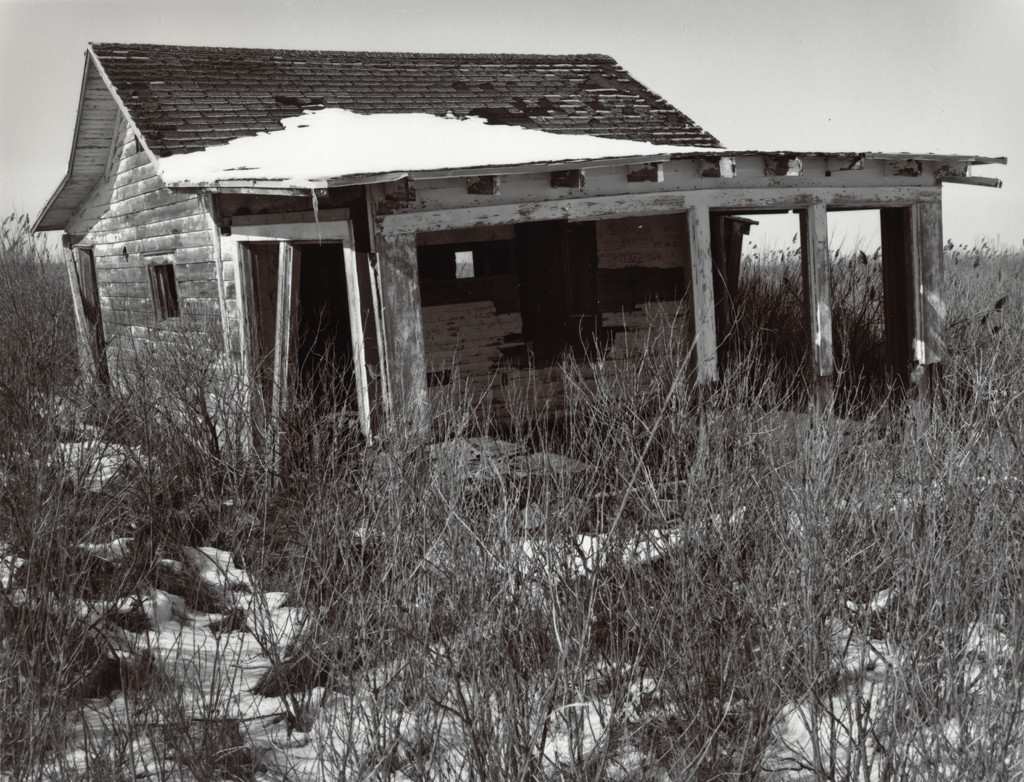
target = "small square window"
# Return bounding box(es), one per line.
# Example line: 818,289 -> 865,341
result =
149,263 -> 180,320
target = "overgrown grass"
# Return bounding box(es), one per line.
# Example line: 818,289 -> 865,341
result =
1,210 -> 1022,780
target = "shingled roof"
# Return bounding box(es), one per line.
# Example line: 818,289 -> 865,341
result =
90,42 -> 721,157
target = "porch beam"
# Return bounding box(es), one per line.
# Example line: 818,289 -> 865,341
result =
377,186 -> 941,235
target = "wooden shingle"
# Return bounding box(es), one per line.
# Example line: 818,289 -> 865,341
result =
89,43 -> 722,157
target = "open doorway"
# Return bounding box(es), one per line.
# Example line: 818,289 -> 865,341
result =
293,243 -> 356,409
242,238 -> 368,436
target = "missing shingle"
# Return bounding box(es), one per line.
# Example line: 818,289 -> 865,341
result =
274,95 -> 326,109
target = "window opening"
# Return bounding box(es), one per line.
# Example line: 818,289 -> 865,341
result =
149,263 -> 180,320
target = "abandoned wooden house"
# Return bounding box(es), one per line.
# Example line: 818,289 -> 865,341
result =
34,43 -> 1005,437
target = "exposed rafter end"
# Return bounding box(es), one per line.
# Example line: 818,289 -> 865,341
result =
550,169 -> 585,189
700,157 -> 736,178
626,162 -> 663,183
467,175 -> 500,195
939,175 -> 1003,188
935,162 -> 969,180
838,154 -> 865,172
765,155 -> 803,177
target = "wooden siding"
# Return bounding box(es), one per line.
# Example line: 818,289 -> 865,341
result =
595,214 -> 688,363
419,214 -> 692,424
69,117 -> 221,367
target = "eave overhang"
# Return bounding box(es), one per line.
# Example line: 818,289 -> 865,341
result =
32,45 -> 158,233
166,150 -> 1006,196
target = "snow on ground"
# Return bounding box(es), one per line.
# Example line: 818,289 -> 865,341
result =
53,439 -> 141,492
14,434 -> 1023,779
157,108 -> 713,187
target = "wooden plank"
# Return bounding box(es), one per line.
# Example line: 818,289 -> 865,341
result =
110,174 -> 165,203
110,158 -> 161,189
114,231 -> 213,256
199,192 -> 228,352
228,221 -> 353,241
416,224 -> 515,246
595,267 -> 685,311
233,241 -> 257,387
409,157 -> 938,213
418,274 -> 521,313
594,213 -> 685,270
171,260 -> 218,282
231,208 -> 350,226
93,198 -> 205,231
93,245 -> 214,270
90,213 -> 212,245
799,204 -> 834,411
343,243 -> 372,438
915,200 -> 945,366
407,154 -> 672,182
97,281 -> 151,297
709,214 -> 731,352
67,251 -> 95,382
378,186 -> 942,235
176,279 -> 222,298
105,190 -> 198,220
374,232 -> 428,435
364,186 -> 391,424
92,266 -> 147,284
271,243 -> 299,430
683,205 -> 718,385
937,175 -> 1002,188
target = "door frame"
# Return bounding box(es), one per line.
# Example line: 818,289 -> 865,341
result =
69,245 -> 109,386
226,213 -> 376,438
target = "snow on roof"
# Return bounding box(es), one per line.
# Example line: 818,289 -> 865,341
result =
157,108 -> 712,187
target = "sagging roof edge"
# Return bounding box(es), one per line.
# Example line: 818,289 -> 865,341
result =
164,150 -> 1007,195
32,44 -> 1006,230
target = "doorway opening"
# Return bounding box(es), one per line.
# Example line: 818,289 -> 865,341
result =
294,243 -> 356,410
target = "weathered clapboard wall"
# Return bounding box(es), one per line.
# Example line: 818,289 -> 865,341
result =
594,213 -> 688,362
417,213 -> 689,422
66,114 -> 222,366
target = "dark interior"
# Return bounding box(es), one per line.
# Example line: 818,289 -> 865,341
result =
295,244 -> 355,406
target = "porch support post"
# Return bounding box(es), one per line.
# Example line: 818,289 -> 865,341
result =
374,231 -> 429,438
915,200 -> 946,394
683,203 -> 719,386
880,207 -> 914,387
799,203 -> 834,412
880,201 -> 945,396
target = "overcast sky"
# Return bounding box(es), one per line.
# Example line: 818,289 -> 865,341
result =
1,0 -> 1021,249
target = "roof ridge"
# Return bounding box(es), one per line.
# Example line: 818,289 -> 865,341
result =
89,42 -> 619,64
